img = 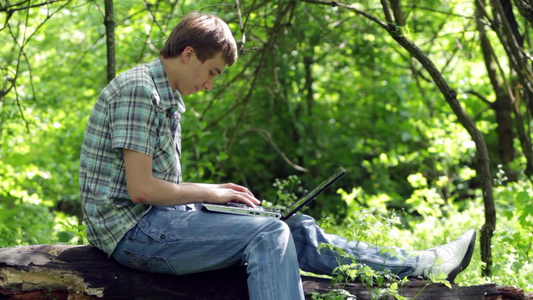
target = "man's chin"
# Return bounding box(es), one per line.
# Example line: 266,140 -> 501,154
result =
188,90 -> 203,96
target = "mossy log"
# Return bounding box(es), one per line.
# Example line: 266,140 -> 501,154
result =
0,245 -> 529,300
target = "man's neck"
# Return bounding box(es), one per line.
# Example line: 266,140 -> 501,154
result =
160,56 -> 181,91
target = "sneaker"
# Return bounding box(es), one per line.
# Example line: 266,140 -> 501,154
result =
424,229 -> 477,282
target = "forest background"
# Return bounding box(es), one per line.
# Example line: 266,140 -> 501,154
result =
1,0 -> 532,295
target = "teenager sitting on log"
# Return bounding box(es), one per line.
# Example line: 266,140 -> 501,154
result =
79,11 -> 476,300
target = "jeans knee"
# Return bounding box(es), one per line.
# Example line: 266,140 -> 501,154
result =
265,218 -> 292,242
285,214 -> 315,229
285,214 -> 316,236
244,218 -> 298,267
247,218 -> 294,251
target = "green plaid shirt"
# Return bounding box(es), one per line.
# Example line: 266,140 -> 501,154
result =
79,58 -> 186,255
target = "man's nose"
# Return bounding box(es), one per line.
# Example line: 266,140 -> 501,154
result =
203,80 -> 214,91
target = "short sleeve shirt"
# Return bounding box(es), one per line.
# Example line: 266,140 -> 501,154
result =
79,58 -> 186,255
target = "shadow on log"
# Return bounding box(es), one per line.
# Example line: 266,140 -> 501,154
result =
0,245 -> 530,299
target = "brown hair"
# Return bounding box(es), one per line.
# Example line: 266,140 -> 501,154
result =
160,12 -> 238,66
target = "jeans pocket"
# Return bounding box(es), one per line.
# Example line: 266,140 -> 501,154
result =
137,210 -> 182,242
121,249 -> 175,274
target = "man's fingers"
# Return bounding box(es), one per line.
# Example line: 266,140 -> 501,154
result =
232,191 -> 260,207
224,183 -> 254,197
238,193 -> 259,207
210,185 -> 260,207
223,184 -> 258,204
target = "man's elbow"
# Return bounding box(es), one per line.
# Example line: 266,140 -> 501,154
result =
128,188 -> 151,204
130,194 -> 150,204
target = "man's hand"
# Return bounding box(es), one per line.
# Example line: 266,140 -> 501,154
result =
187,183 -> 260,207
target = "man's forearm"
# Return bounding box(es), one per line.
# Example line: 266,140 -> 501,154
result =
129,178 -> 215,206
124,149 -> 259,207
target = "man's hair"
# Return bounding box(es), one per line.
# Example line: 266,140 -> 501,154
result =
160,12 -> 238,66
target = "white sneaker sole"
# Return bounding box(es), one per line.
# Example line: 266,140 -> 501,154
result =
446,230 -> 476,282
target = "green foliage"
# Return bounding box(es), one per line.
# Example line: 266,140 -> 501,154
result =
314,204 -> 447,300
1,0 -> 532,294
309,289 -> 357,300
313,171 -> 533,297
0,201 -> 55,246
0,189 -> 86,247
271,175 -> 306,206
313,195 -> 409,299
329,258 -> 407,300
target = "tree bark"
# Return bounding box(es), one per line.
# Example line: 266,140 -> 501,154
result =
104,0 -> 116,83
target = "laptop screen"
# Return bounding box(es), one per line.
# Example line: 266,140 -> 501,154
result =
282,167 -> 346,220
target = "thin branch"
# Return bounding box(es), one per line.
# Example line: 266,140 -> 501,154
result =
235,0 -> 246,53
0,77 -> 15,103
249,128 -> 308,172
380,0 -> 394,23
389,0 -> 404,25
22,51 -> 37,102
0,0 -> 68,13
13,84 -> 30,133
199,4 -> 234,11
465,90 -> 494,107
143,0 -> 166,36
402,5 -> 475,19
298,0 -> 388,28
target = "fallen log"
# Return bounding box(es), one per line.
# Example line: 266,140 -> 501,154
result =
0,245 -> 529,300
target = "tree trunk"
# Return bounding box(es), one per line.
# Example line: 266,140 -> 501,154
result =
1,245 -> 522,300
104,0 -> 116,83
476,0 -> 515,170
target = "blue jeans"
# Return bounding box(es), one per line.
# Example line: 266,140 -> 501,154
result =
112,205 -> 419,300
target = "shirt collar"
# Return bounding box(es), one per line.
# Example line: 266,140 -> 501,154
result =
148,57 -> 186,114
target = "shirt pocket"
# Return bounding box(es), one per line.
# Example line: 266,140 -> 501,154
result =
152,135 -> 176,174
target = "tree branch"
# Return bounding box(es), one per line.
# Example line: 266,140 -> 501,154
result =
513,0 -> 533,32
465,90 -> 494,106
297,0 -> 388,28
249,128 -> 308,172
0,0 -> 69,14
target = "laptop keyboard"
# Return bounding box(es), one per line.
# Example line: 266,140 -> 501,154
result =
227,202 -> 249,208
227,202 -> 268,211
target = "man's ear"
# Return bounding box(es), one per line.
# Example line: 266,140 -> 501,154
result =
181,46 -> 195,63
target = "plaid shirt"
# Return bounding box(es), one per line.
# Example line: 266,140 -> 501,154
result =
79,58 -> 186,255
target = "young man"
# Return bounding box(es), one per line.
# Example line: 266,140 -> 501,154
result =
79,12 -> 476,300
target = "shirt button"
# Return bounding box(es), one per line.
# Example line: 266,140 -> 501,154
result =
160,234 -> 165,239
